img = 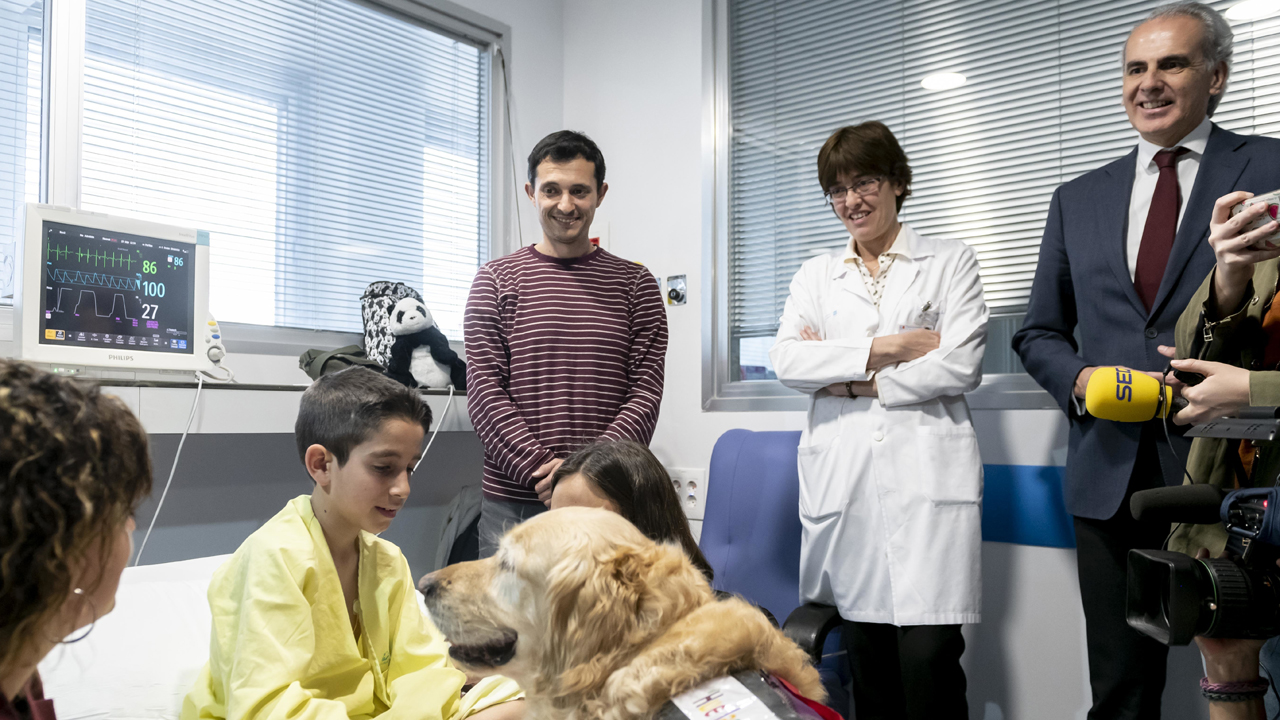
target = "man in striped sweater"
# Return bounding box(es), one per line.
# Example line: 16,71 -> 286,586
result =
464,130 -> 668,557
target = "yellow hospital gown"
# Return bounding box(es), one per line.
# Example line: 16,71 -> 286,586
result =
182,495 -> 521,720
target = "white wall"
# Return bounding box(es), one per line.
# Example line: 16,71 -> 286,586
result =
456,0 -> 567,255
463,0 -> 564,140
558,0 -> 808,481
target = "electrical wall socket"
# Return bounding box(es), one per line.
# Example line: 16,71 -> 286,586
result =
668,467 -> 707,520
665,275 -> 687,306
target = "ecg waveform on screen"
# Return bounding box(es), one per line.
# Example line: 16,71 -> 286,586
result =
46,267 -> 141,291
46,244 -> 137,270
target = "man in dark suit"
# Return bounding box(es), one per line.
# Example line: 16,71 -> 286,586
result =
1013,3 -> 1280,718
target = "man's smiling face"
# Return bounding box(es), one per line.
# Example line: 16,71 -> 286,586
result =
1122,14 -> 1227,147
527,156 -> 606,248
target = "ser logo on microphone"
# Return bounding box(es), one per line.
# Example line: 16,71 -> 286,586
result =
1086,366 -> 1175,422
1114,368 -> 1133,402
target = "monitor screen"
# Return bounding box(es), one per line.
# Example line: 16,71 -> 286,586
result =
38,220 -> 195,355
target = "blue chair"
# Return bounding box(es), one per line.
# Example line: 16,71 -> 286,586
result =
700,429 -> 848,714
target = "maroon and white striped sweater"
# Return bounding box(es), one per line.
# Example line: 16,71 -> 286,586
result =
464,245 -> 668,502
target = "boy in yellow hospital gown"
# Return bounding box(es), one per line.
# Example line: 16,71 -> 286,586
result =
182,368 -> 523,720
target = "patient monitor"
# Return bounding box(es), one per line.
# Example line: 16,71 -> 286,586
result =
13,204 -> 225,374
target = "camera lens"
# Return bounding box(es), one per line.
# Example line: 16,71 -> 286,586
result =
1198,556 -> 1280,640
1127,549 -> 1280,644
1127,549 -> 1211,645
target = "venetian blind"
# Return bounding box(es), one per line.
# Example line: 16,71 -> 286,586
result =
728,0 -> 1280,343
0,0 -> 41,301
81,0 -> 489,337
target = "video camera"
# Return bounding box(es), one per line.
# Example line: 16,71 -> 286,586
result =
1127,485 -> 1280,644
1125,406 -> 1280,644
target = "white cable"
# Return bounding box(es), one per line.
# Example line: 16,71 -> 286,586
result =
496,45 -> 523,248
200,363 -> 235,384
414,384 -> 454,474
133,372 -> 204,566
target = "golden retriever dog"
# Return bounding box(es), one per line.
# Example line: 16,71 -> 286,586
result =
419,506 -> 823,720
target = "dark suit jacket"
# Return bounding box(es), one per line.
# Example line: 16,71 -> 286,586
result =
1012,124 -> 1280,520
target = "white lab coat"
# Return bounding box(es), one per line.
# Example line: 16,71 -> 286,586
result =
769,223 -> 988,626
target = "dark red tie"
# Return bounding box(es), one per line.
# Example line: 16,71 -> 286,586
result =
1134,147 -> 1190,311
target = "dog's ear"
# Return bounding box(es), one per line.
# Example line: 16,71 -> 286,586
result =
557,543 -> 714,704
542,543 -> 655,697
632,542 -> 710,630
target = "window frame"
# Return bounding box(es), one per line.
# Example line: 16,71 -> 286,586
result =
18,0 -> 516,355
700,0 -> 1051,412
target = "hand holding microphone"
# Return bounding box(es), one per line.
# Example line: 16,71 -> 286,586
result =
1165,359 -> 1251,425
1086,349 -> 1254,424
1085,366 -> 1184,421
1156,345 -> 1251,425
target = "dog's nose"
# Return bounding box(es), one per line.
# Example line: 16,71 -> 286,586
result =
417,571 -> 441,598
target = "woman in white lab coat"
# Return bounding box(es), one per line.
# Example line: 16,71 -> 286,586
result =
769,121 -> 988,720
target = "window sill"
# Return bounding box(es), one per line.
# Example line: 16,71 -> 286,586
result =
217,322 -> 364,357
966,374 -> 1059,410
703,373 -> 1057,412
0,305 -> 361,358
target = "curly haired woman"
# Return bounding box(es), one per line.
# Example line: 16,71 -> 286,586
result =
0,360 -> 152,719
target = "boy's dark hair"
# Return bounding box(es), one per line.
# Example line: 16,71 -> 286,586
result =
527,130 -> 606,191
817,121 -> 913,211
294,366 -> 431,466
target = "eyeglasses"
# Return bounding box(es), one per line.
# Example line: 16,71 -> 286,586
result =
825,176 -> 883,205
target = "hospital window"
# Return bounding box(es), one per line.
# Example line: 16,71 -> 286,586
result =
707,0 -> 1280,410
0,0 -> 43,303
0,0 -> 495,341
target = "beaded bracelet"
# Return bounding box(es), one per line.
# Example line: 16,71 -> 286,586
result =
1201,676 -> 1269,702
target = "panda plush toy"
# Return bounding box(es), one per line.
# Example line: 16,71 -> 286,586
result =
385,297 -> 467,391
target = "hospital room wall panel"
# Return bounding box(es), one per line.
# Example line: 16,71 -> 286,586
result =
131,430 -> 485,573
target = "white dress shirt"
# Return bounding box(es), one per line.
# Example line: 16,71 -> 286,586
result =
1125,116 -> 1212,280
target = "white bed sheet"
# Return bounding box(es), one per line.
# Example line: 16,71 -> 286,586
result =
39,554 -> 230,720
